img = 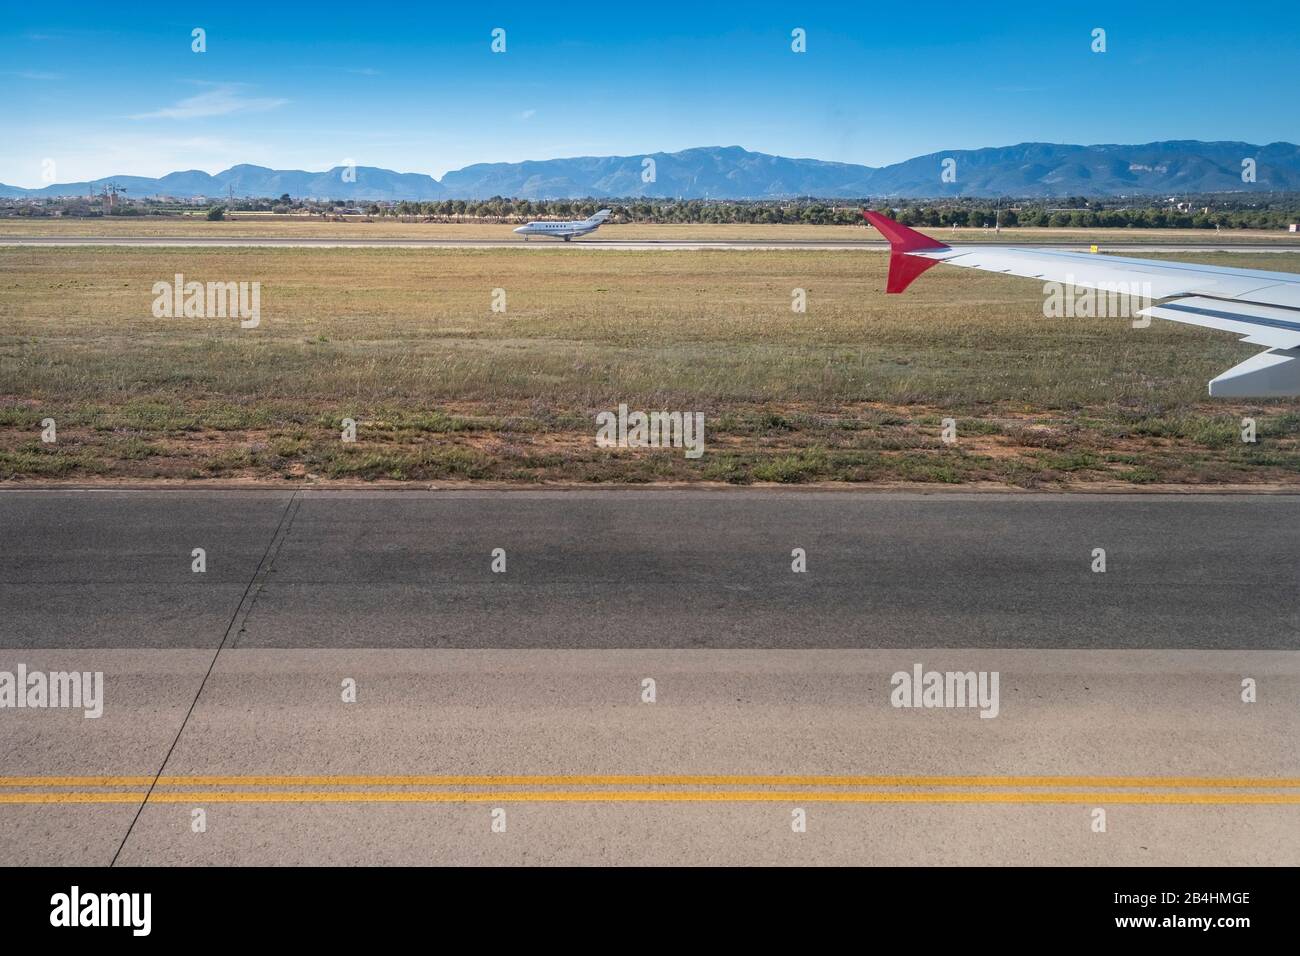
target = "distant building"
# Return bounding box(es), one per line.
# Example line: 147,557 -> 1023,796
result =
1289,224 -> 1299,233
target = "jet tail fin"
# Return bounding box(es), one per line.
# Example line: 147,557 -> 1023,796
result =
863,211 -> 949,293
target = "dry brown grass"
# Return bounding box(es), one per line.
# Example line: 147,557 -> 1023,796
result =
1,246 -> 1298,485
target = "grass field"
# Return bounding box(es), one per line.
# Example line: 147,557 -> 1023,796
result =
2,215 -> 1298,245
2,245 -> 1299,485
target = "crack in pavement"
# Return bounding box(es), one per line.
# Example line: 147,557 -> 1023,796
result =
108,490 -> 301,866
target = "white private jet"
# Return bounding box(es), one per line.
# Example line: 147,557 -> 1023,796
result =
865,210 -> 1300,397
513,208 -> 612,241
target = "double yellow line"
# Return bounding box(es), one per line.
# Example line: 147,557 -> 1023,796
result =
2,774 -> 1299,805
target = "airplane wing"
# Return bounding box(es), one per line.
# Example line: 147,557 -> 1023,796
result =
863,210 -> 1300,397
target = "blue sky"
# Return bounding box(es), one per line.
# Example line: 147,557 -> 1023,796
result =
3,1 -> 1298,186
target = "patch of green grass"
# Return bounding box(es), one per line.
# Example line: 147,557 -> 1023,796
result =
112,436 -> 162,460
203,447 -> 260,473
699,455 -> 753,484
1117,466 -> 1161,483
318,445 -> 495,480
0,407 -> 42,428
1032,450 -> 1101,472
0,446 -> 106,478
892,453 -> 965,483
956,418 -> 1005,436
749,448 -> 832,483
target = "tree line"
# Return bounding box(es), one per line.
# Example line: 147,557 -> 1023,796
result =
7,193 -> 1300,229
357,196 -> 1300,230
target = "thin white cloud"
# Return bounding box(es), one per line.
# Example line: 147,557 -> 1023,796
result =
130,83 -> 287,120
7,71 -> 64,80
346,67 -> 380,76
518,109 -> 537,120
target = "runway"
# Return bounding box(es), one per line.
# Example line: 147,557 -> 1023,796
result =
4,489 -> 1299,650
2,489 -> 1297,865
3,236 -> 1300,253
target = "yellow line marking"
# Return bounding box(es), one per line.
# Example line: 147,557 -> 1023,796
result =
3,775 -> 1299,788
0,792 -> 149,804
2,790 -> 1299,805
0,777 -> 156,787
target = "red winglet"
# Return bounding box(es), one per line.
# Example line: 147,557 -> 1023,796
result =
863,210 -> 949,293
863,211 -> 948,252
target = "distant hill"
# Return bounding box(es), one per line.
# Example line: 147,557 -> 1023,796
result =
861,141 -> 1300,197
4,142 -> 1299,201
438,146 -> 877,199
0,164 -> 447,203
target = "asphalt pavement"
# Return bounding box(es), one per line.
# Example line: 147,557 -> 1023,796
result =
1,489 -> 1296,865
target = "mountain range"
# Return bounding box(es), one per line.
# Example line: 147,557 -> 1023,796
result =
4,142 -> 1299,201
